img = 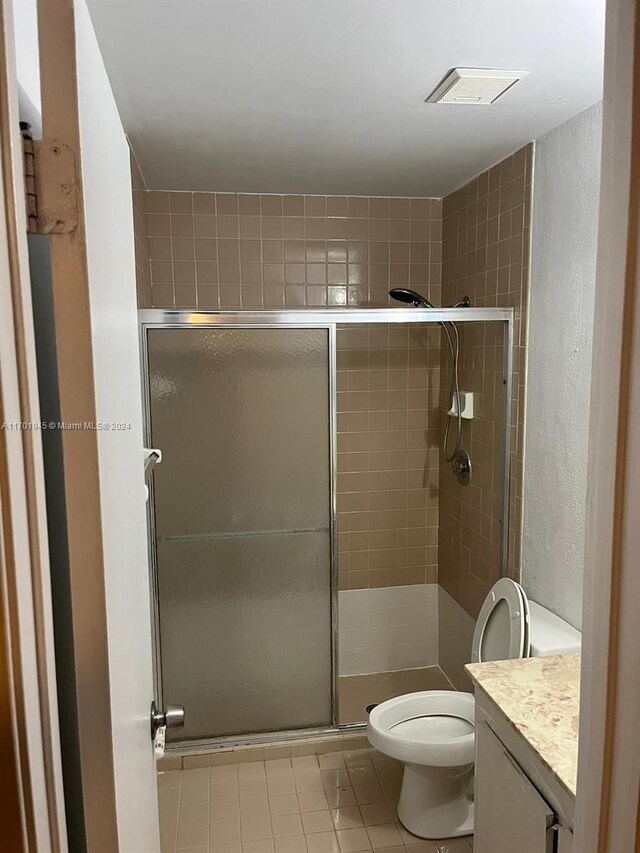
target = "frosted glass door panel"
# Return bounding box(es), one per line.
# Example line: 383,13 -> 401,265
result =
149,328 -> 330,538
147,327 -> 332,740
158,533 -> 331,739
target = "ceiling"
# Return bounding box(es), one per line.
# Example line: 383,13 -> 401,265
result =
86,0 -> 605,197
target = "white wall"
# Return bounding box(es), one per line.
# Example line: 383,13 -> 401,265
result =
522,102 -> 602,630
339,585 -> 438,676
12,0 -> 42,132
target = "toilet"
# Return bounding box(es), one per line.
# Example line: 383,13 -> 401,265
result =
366,578 -> 582,840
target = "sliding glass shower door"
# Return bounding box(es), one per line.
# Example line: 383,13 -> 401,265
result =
147,327 -> 333,741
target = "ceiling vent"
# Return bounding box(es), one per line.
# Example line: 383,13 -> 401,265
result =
425,68 -> 530,105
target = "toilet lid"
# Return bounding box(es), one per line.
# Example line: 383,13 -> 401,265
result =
471,578 -> 528,663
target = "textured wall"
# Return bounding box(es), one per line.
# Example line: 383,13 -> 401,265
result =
439,145 -> 533,618
522,104 -> 602,630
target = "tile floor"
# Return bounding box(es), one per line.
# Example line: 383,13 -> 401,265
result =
158,747 -> 472,853
338,668 -> 454,725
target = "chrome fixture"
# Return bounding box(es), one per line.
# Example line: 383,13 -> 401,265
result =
150,700 -> 185,739
451,449 -> 472,486
388,288 -> 470,310
389,288 -> 471,481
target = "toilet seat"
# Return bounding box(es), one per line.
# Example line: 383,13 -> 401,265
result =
367,691 -> 475,767
520,582 -> 531,658
471,577 -> 528,663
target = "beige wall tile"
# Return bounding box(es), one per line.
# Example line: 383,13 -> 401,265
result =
439,144 -> 532,618
130,150 -> 152,307
133,187 -> 523,598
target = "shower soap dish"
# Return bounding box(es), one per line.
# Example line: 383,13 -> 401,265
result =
448,392 -> 474,420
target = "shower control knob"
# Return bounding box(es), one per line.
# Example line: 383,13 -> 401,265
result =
452,449 -> 472,486
150,700 -> 185,738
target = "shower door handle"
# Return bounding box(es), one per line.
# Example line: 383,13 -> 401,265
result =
150,700 -> 185,739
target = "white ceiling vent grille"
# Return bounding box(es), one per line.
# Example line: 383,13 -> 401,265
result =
425,68 -> 530,105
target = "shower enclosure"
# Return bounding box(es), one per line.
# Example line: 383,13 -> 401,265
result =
139,308 -> 513,750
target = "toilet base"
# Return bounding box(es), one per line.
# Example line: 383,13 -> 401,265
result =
396,761 -> 474,840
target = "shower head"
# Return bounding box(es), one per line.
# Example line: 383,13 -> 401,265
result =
389,288 -> 472,310
389,288 -> 435,309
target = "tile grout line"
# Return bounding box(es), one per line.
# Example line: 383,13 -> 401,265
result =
160,748 -> 470,853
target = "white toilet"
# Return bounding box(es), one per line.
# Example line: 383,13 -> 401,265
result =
366,578 -> 582,840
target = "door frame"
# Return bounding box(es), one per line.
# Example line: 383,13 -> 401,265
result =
27,0 -> 119,848
0,0 -> 67,849
4,0 -> 640,847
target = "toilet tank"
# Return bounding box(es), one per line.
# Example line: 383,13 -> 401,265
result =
528,600 -> 582,657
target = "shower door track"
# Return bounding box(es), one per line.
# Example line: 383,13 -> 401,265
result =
166,722 -> 368,755
139,307 -> 514,752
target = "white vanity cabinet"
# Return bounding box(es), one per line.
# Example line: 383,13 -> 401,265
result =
475,722 -> 556,852
473,688 -> 575,853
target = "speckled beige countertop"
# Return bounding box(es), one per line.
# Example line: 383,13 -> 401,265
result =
466,654 -> 580,798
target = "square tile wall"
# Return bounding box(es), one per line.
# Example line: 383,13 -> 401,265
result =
336,323 -> 442,590
437,321 -> 505,617
338,585 -> 438,675
439,145 -> 532,617
132,178 -> 530,602
130,151 -> 152,308
137,192 -> 443,592
142,193 -> 442,311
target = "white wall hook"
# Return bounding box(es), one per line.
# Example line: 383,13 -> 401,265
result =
143,447 -> 162,476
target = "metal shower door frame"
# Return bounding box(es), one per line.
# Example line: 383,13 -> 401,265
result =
138,307 -> 514,751
140,317 -> 339,748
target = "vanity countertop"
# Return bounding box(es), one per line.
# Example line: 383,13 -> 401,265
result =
465,653 -> 580,798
